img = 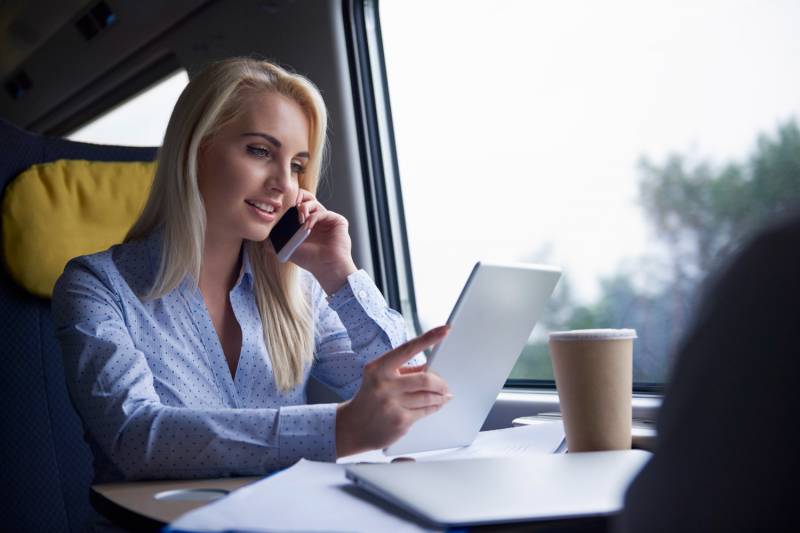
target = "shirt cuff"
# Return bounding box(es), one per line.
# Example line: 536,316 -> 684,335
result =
326,269 -> 391,327
276,403 -> 338,465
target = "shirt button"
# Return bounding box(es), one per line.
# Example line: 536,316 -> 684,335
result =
358,290 -> 367,300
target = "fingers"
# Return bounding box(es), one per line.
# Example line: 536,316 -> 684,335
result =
346,330 -> 452,451
397,364 -> 425,375
399,390 -> 453,409
303,210 -> 347,233
295,188 -> 314,206
295,189 -> 325,224
304,210 -> 327,232
298,200 -> 325,224
375,326 -> 450,374
396,371 -> 449,395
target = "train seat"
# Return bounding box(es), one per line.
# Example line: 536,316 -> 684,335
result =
0,117 -> 156,532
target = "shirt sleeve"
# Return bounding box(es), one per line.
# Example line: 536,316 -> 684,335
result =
53,258 -> 337,481
309,269 -> 422,399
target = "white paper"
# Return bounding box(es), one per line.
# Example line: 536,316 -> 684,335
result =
167,459 -> 441,533
167,422 -> 565,533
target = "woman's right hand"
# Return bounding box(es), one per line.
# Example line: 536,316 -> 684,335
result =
335,325 -> 453,457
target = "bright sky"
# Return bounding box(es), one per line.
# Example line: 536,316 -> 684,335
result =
379,0 -> 800,328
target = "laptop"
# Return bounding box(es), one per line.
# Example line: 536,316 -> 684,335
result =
385,261 -> 561,455
346,450 -> 651,527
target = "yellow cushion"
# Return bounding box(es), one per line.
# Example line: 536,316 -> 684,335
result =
2,159 -> 155,298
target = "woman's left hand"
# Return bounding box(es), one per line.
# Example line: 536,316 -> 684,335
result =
284,189 -> 357,294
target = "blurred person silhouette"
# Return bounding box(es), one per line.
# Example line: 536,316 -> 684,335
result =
616,209 -> 800,532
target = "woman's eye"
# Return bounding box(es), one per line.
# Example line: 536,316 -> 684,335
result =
291,162 -> 306,175
246,145 -> 270,158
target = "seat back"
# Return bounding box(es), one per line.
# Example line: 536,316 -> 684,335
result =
0,118 -> 156,532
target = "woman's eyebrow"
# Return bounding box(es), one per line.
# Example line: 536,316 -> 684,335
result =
241,132 -> 309,158
241,132 -> 282,146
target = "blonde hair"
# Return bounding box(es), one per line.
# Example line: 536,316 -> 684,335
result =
126,57 -> 327,391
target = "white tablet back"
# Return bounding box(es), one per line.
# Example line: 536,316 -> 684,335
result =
385,262 -> 561,456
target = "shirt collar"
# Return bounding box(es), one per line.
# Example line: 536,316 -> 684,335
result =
236,244 -> 255,289
142,228 -> 254,294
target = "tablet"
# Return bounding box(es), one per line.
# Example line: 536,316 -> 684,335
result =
347,450 -> 651,527
385,261 -> 562,456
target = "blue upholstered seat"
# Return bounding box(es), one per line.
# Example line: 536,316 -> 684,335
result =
0,118 -> 157,532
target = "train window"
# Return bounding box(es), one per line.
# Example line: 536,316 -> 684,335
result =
67,69 -> 189,146
378,1 -> 800,390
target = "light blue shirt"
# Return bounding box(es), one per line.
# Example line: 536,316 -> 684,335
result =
52,231 -> 412,482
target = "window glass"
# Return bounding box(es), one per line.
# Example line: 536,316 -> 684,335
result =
67,69 -> 189,146
380,1 -> 800,386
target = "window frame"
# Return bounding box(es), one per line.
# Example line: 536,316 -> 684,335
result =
342,0 -> 420,330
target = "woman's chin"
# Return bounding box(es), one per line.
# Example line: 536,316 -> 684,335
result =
243,227 -> 271,243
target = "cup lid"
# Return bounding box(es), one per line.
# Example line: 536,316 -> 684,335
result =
549,328 -> 637,341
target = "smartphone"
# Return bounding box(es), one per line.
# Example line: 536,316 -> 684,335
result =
268,206 -> 311,262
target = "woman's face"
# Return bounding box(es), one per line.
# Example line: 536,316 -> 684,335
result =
197,89 -> 310,245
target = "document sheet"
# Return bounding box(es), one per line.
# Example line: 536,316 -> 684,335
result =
167,422 -> 564,533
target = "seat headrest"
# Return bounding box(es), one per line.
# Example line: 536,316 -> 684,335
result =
2,159 -> 155,298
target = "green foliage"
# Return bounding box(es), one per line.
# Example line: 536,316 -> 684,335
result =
509,342 -> 554,381
750,121 -> 800,221
512,118 -> 800,385
639,119 -> 800,278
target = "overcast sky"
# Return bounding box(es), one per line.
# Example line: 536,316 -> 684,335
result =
380,0 -> 800,328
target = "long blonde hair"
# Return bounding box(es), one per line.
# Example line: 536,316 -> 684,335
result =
126,57 -> 327,391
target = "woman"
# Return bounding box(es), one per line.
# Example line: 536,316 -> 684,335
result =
52,57 -> 451,482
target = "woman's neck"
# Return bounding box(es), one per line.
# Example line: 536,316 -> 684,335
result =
199,233 -> 243,298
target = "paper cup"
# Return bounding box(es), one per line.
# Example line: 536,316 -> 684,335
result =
549,329 -> 636,452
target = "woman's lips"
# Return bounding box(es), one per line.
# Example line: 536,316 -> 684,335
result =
246,201 -> 277,223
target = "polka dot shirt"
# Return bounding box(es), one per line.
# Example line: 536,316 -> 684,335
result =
51,231 -> 421,482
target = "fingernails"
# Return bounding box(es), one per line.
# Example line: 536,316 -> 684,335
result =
444,393 -> 454,400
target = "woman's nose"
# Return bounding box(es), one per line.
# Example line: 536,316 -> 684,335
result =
267,161 -> 294,192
